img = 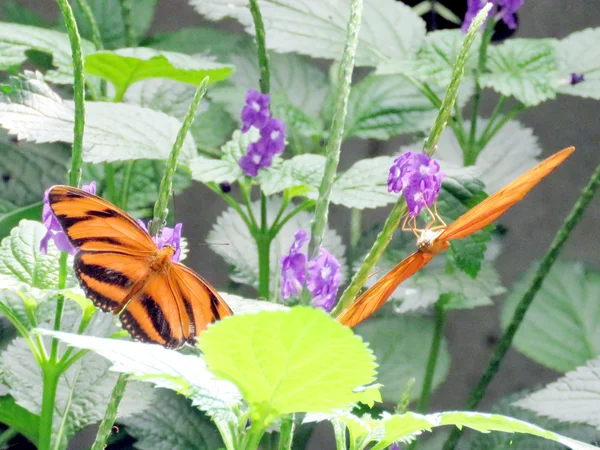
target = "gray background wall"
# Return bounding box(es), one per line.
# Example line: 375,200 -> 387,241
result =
4,0 -> 600,447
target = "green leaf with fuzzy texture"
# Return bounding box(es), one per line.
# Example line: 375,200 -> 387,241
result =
480,38 -> 558,106
555,27 -> 600,100
356,315 -> 450,404
501,260 -> 600,372
0,72 -> 197,164
258,154 -> 325,197
0,22 -> 95,83
199,307 -> 377,419
0,202 -> 43,241
85,48 -> 233,97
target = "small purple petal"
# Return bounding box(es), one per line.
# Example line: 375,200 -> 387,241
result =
307,248 -> 341,312
571,73 -> 585,85
136,219 -> 183,262
259,118 -> 287,154
241,88 -> 271,133
280,229 -> 310,299
238,142 -> 275,177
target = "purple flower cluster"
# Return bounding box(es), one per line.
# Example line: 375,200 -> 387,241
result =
280,229 -> 342,312
136,220 -> 183,263
40,181 -> 97,255
462,0 -> 523,33
388,152 -> 445,218
238,89 -> 287,177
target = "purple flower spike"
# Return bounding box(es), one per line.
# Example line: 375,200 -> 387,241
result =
238,141 -> 274,177
136,220 -> 183,263
40,181 -> 96,255
462,0 -> 523,33
571,73 -> 585,85
307,248 -> 342,312
259,118 -> 287,155
388,152 -> 445,218
281,229 -> 310,299
241,88 -> 270,133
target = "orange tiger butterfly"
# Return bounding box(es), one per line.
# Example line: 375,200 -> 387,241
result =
48,185 -> 233,349
336,146 -> 575,328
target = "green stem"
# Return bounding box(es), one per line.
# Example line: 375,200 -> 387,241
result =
477,102 -> 527,150
73,0 -> 102,50
0,427 -> 18,448
477,95 -> 506,149
270,200 -> 315,238
50,252 -> 69,361
150,78 -> 209,236
244,420 -> 267,450
277,415 -> 294,450
417,298 -> 447,412
332,419 -> 347,450
119,0 -> 135,46
442,160 -> 600,450
465,19 -> 494,165
91,374 -> 129,450
240,182 -> 258,232
0,302 -> 41,363
119,161 -> 135,210
257,233 -> 272,299
308,0 -> 363,259
248,0 -> 270,94
423,3 -> 492,155
349,208 -> 361,265
207,183 -> 253,230
38,367 -> 59,450
56,0 -> 85,188
104,163 -> 117,203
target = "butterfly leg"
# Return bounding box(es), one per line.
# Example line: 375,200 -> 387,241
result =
402,214 -> 420,238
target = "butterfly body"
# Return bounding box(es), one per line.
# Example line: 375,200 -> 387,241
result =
48,186 -> 232,349
417,229 -> 449,254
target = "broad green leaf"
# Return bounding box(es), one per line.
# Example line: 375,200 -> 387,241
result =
501,260 -> 600,372
330,156 -> 397,209
207,197 -> 347,292
221,293 -> 289,315
258,154 -> 325,197
199,307 -> 377,419
270,92 -> 324,137
121,388 -> 224,450
377,29 -> 480,88
0,395 -> 39,447
381,411 -> 599,450
0,202 -> 43,241
0,22 -> 95,83
85,48 -> 233,98
480,38 -> 558,106
415,118 -> 542,194
0,220 -> 59,289
0,131 -> 69,206
71,0 -> 157,49
36,328 -> 242,422
356,315 -> 450,404
191,0 -> 426,67
471,391 -> 600,449
191,102 -> 237,152
145,26 -> 245,60
555,28 -> 600,100
2,1 -> 49,28
0,72 -> 197,164
516,357 -> 600,430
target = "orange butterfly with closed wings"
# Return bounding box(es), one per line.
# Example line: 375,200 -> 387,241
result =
336,147 -> 575,328
48,185 -> 233,349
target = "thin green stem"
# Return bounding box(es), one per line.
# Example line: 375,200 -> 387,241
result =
73,0 -> 102,49
442,159 -> 600,450
349,208 -> 361,265
119,161 -> 135,210
243,420 -> 267,450
56,0 -> 85,188
308,0 -> 363,259
104,163 -> 117,203
332,419 -> 347,450
261,192 -> 268,232
423,3 -> 492,155
248,0 -> 270,94
465,19 -> 494,165
277,415 -> 294,450
50,252 -> 68,361
0,427 -> 18,448
270,200 -> 315,238
91,374 -> 129,450
257,233 -> 272,299
150,78 -> 209,236
206,183 -> 253,230
477,95 -> 506,148
38,367 -> 59,450
240,182 -> 258,232
119,0 -> 135,47
477,102 -> 527,150
270,194 -> 290,232
0,302 -> 40,364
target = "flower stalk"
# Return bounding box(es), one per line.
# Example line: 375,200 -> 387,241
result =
119,0 -> 135,47
248,0 -> 270,94
442,159 -> 600,450
91,374 -> 129,450
150,77 -> 209,236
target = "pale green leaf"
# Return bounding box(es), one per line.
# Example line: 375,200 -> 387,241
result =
356,315 -> 450,403
258,154 -> 325,197
330,156 -> 397,209
502,260 -> 600,373
207,197 -> 347,292
480,39 -> 558,106
0,220 -> 59,289
222,293 -> 289,315
2,1 -> 49,28
121,388 -> 223,450
0,22 -> 95,83
199,307 -> 377,418
555,27 -> 600,100
85,47 -> 233,96
0,72 -> 197,164
191,0 -> 426,67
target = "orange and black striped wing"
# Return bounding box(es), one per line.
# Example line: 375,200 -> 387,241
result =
48,185 -> 156,255
337,251 -> 434,328
439,147 -> 574,241
170,263 -> 233,345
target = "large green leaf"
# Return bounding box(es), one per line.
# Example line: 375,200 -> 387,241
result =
501,260 -> 600,372
480,38 -> 558,106
85,47 -> 233,98
191,0 -> 426,67
0,22 -> 95,83
199,307 -> 377,419
2,1 -> 49,28
0,395 -> 39,447
258,154 -> 325,198
0,72 -> 197,164
0,202 -> 43,242
555,27 -> 600,100
356,315 -> 450,403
